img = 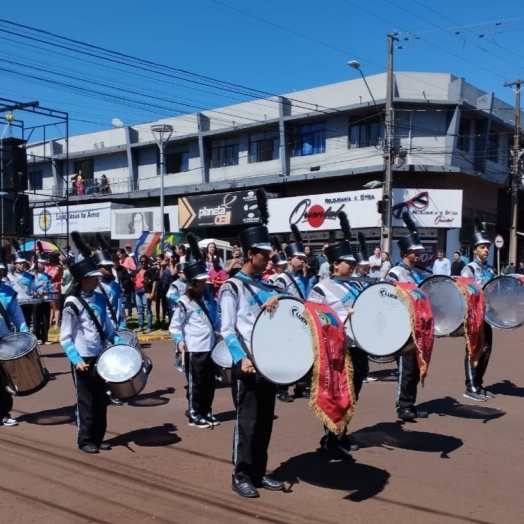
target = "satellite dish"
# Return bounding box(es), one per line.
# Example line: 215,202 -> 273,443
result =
111,118 -> 123,128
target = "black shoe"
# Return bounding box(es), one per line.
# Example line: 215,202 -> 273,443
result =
397,407 -> 417,421
294,387 -> 311,399
415,409 -> 428,418
277,391 -> 294,403
338,434 -> 359,452
99,442 -> 112,451
110,397 -> 124,406
81,443 -> 99,454
319,441 -> 352,460
254,476 -> 284,491
231,476 -> 260,498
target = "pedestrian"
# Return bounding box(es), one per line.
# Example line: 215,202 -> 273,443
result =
450,251 -> 465,276
432,250 -> 451,275
368,246 -> 382,278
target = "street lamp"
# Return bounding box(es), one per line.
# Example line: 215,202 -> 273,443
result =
151,124 -> 173,243
348,40 -> 395,253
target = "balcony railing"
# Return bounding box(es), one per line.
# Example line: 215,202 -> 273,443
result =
52,177 -> 136,198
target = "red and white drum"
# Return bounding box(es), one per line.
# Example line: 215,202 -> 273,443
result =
251,297 -> 314,385
350,281 -> 418,357
419,275 -> 466,337
483,275 -> 524,330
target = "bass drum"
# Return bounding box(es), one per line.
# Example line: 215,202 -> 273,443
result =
0,333 -> 49,396
251,297 -> 314,385
350,281 -> 415,357
483,275 -> 524,329
96,344 -> 148,400
211,339 -> 232,384
419,275 -> 466,337
117,329 -> 153,375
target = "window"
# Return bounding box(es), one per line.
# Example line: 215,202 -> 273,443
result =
292,122 -> 326,156
29,170 -> 43,191
349,119 -> 383,148
487,133 -> 499,163
73,158 -> 94,181
210,138 -> 239,168
249,131 -> 280,163
165,148 -> 189,174
457,118 -> 470,152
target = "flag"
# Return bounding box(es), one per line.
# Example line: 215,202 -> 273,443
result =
134,231 -> 162,260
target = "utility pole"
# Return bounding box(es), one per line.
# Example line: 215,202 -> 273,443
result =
382,33 -> 397,254
504,80 -> 523,265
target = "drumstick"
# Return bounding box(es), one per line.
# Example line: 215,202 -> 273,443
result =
343,308 -> 355,325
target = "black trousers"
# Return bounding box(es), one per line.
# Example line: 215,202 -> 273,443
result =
20,304 -> 33,329
72,357 -> 109,448
464,322 -> 493,391
184,351 -> 216,419
33,301 -> 51,342
324,346 -> 369,441
396,350 -> 420,411
232,365 -> 277,482
0,376 -> 13,418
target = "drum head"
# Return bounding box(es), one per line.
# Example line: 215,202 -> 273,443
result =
484,276 -> 524,329
0,333 -> 37,360
251,297 -> 313,385
97,345 -> 143,383
420,275 -> 466,336
350,282 -> 412,356
212,339 -> 232,369
117,330 -> 138,347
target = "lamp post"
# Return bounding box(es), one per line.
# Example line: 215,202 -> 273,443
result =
348,34 -> 396,253
151,124 -> 173,243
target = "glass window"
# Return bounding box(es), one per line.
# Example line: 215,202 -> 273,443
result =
29,170 -> 43,191
487,133 -> 499,163
165,150 -> 189,174
292,122 -> 326,157
210,138 -> 239,168
348,118 -> 384,148
249,131 -> 280,163
457,118 -> 470,152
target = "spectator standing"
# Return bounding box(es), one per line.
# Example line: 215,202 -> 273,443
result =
133,256 -> 155,333
175,244 -> 187,264
224,248 -> 243,277
117,248 -> 136,316
432,250 -> 451,276
368,247 -> 382,278
459,248 -> 469,266
304,245 -> 319,291
518,262 -> 524,274
379,252 -> 392,279
74,173 -> 84,196
100,174 -> 110,194
450,251 -> 465,276
208,256 -> 228,298
45,253 -> 63,327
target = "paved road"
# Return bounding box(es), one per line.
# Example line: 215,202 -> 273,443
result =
2,330 -> 523,524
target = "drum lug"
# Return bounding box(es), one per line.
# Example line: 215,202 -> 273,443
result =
5,385 -> 17,396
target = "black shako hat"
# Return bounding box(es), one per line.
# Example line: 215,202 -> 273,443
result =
92,233 -> 113,267
271,235 -> 287,266
238,188 -> 272,254
354,232 -> 370,266
284,224 -> 306,259
471,217 -> 491,247
325,211 -> 356,264
185,234 -> 210,281
397,212 -> 424,254
70,231 -> 102,281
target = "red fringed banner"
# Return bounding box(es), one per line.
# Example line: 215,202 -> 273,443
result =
394,282 -> 434,384
304,302 -> 356,435
454,277 -> 485,367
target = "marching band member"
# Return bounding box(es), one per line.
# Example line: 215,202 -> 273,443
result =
220,189 -> 285,498
460,218 -> 496,402
387,212 -> 430,421
60,232 -> 124,454
8,241 -> 36,327
0,257 -> 30,427
169,234 -> 220,429
354,234 -> 371,278
273,226 -> 309,403
32,243 -> 54,345
308,212 -> 369,458
266,237 -> 287,285
167,263 -> 188,372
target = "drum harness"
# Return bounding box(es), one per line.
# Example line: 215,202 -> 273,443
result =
75,295 -> 108,345
177,295 -> 221,342
277,271 -> 305,300
97,283 -> 119,327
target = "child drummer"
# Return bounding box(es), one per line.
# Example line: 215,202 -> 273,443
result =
60,232 -> 124,454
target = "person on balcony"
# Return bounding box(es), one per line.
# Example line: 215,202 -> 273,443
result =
74,173 -> 84,196
100,175 -> 111,194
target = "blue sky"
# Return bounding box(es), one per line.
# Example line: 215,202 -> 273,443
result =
1,0 -> 524,139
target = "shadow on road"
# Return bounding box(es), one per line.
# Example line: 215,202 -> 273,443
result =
19,405 -> 76,426
127,386 -> 175,407
417,396 -> 506,423
351,421 -> 463,458
108,423 -> 181,449
487,380 -> 524,398
272,451 -> 390,502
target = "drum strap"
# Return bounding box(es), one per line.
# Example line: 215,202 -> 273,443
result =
280,271 -> 305,300
0,300 -> 14,333
97,283 -> 118,325
231,276 -> 276,308
76,295 -> 108,343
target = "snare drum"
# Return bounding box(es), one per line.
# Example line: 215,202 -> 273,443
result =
0,333 -> 49,396
211,339 -> 232,384
483,275 -> 524,329
40,292 -> 60,303
419,275 -> 466,337
350,281 -> 416,357
96,344 -> 148,399
117,329 -> 153,375
250,297 -> 314,385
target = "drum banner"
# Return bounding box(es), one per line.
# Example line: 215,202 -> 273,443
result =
394,282 -> 434,384
304,302 -> 356,435
454,277 -> 485,367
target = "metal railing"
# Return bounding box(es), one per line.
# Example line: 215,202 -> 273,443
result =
52,177 -> 136,198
